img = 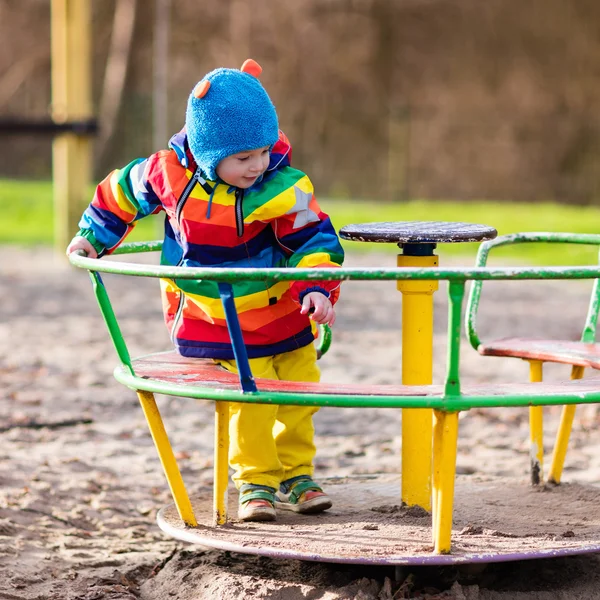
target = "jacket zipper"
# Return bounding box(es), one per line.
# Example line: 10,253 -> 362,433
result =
235,188 -> 244,237
170,169 -> 199,342
176,167 -> 214,223
172,166 -> 216,344
233,187 -> 270,303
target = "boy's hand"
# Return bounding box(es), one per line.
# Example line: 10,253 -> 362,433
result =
300,291 -> 336,326
66,236 -> 97,259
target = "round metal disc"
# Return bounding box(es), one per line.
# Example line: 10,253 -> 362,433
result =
156,474 -> 600,566
339,221 -> 498,244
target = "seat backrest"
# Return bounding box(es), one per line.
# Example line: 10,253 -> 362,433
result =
465,232 -> 600,350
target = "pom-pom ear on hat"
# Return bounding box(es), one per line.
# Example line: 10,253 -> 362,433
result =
193,80 -> 211,99
240,59 -> 262,78
185,59 -> 279,180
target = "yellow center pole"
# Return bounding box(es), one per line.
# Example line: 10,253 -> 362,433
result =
397,252 -> 439,510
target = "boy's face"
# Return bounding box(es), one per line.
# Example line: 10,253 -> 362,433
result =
215,146 -> 270,188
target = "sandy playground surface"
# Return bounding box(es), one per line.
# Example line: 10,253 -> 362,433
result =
3,246 -> 600,599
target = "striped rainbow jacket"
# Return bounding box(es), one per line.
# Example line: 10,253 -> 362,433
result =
78,130 -> 344,359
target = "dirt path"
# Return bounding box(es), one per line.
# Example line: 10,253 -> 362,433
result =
2,247 -> 600,599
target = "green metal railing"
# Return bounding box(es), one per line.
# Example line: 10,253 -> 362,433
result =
69,240 -> 600,413
466,232 -> 600,351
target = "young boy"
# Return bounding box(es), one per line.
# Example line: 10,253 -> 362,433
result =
67,59 -> 344,522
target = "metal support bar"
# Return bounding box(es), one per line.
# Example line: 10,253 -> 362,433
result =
432,409 -> 459,554
89,270 -> 134,375
218,282 -> 257,393
136,390 -> 197,527
581,272 -> 600,343
445,281 -> 465,397
548,364 -> 585,484
528,360 -> 544,485
214,401 -> 230,525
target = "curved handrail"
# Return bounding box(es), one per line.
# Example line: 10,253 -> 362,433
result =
70,245 -> 600,282
68,240 -> 600,412
465,232 -> 600,350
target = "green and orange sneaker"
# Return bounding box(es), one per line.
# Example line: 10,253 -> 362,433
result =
275,476 -> 332,514
238,484 -> 277,522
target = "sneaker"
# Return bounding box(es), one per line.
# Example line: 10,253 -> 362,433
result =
237,484 -> 277,522
275,476 -> 332,514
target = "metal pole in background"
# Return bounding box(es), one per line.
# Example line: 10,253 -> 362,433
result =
153,0 -> 171,151
51,0 -> 93,252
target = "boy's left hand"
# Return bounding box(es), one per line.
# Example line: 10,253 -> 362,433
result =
300,291 -> 336,326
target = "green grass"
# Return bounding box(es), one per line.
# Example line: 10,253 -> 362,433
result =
0,179 -> 159,245
2,178 -> 600,265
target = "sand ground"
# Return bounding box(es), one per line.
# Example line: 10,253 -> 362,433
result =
3,247 -> 600,599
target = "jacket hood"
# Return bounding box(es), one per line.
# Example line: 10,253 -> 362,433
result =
168,127 -> 292,177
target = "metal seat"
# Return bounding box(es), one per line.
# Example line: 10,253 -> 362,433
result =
479,337 -> 600,368
120,349 -> 600,404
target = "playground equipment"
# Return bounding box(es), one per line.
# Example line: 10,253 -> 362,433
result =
69,235 -> 600,564
466,232 -> 600,485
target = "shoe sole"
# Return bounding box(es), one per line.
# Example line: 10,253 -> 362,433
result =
237,506 -> 276,522
274,496 -> 332,514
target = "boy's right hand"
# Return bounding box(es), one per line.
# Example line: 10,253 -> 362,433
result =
66,236 -> 98,259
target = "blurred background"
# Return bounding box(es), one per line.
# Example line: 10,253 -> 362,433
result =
2,0 -> 600,255
0,0 -> 600,262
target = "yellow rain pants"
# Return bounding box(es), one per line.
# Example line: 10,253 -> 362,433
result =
215,343 -> 321,490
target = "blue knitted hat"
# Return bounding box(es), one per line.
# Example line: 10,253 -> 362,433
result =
185,59 -> 279,180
